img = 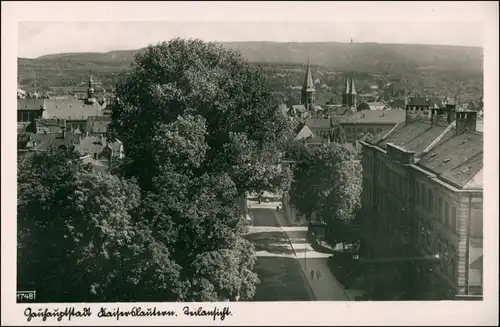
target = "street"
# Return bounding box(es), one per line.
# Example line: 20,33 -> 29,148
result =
246,200 -> 352,301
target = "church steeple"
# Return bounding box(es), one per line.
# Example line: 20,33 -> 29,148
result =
349,73 -> 357,95
87,65 -> 96,104
344,76 -> 351,95
342,75 -> 351,107
301,58 -> 316,111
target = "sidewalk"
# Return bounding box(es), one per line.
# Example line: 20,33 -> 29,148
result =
276,210 -> 365,301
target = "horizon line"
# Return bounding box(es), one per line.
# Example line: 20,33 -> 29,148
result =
19,40 -> 484,60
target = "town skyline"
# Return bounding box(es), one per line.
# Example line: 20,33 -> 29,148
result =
19,21 -> 485,59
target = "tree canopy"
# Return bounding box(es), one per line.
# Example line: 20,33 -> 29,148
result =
17,39 -> 296,302
17,150 -> 184,302
103,38 -> 295,300
287,142 -> 363,246
108,38 -> 293,195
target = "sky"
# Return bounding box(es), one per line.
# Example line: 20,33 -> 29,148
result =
13,1 -> 494,59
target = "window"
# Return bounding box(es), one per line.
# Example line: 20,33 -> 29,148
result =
425,222 -> 433,254
428,189 -> 432,211
451,206 -> 457,233
438,239 -> 446,271
445,201 -> 450,227
421,184 -> 425,207
447,245 -> 457,281
415,182 -> 420,205
430,190 -> 435,214
438,198 -> 443,224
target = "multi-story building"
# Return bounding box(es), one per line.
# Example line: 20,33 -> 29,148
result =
17,74 -> 103,129
359,105 -> 483,300
335,109 -> 406,144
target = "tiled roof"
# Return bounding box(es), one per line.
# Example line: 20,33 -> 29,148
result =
325,106 -> 355,117
377,118 -> 451,153
35,118 -> 66,134
76,136 -> 122,156
295,124 -> 314,140
18,99 -> 45,111
359,102 -> 391,110
28,133 -> 82,152
304,118 -> 331,129
467,100 -> 482,111
18,99 -> 102,119
89,119 -> 111,134
335,109 -> 406,125
365,115 -> 483,189
418,131 -> 483,187
311,104 -> 324,112
291,105 -> 308,113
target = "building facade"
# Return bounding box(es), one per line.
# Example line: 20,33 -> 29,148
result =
335,109 -> 406,144
359,105 -> 483,300
17,74 -> 102,125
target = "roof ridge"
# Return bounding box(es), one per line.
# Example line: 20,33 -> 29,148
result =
419,122 -> 455,157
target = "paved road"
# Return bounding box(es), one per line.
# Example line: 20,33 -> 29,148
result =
273,210 -> 349,301
247,200 -> 355,301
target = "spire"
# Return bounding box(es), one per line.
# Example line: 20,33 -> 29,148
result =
349,73 -> 357,95
344,76 -> 351,94
87,65 -> 95,103
88,65 -> 94,89
302,58 -> 314,91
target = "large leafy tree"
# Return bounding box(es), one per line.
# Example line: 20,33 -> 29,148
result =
108,38 -> 292,195
288,142 -> 362,247
106,38 -> 295,300
17,150 -> 183,302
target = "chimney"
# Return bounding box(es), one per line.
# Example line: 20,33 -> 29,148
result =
100,134 -> 105,145
445,104 -> 456,124
455,111 -> 477,135
405,103 -> 420,126
430,108 -> 441,127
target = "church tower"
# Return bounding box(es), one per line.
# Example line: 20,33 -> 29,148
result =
87,66 -> 96,104
348,74 -> 357,108
301,59 -> 315,111
342,76 -> 350,107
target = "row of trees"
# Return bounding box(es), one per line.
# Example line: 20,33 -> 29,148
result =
17,39 -> 294,302
285,139 -> 363,249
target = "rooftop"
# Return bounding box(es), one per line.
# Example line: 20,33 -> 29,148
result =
304,118 -> 331,129
334,108 -> 406,125
18,98 -> 102,119
365,115 -> 483,190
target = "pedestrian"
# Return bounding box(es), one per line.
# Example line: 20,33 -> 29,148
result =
316,269 -> 321,280
310,269 -> 315,280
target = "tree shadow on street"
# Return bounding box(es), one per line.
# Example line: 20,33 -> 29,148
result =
244,231 -> 295,255
248,208 -> 280,227
253,256 -> 313,301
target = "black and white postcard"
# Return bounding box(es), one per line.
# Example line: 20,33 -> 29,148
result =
2,1 -> 498,325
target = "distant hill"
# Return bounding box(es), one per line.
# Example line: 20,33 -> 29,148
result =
18,41 -> 483,92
